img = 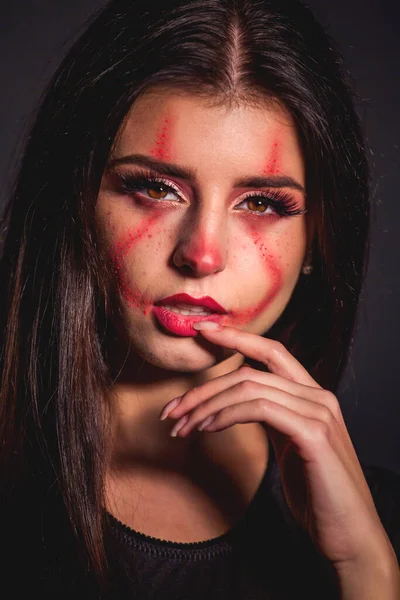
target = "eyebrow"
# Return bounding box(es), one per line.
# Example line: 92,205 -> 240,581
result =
107,153 -> 305,193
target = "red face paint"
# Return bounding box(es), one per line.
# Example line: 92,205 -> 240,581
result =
110,212 -> 161,315
263,140 -> 280,174
221,223 -> 283,327
150,118 -> 172,160
219,137 -> 283,325
178,236 -> 224,276
112,215 -> 281,329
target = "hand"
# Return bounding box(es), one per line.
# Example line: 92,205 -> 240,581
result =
160,324 -> 397,575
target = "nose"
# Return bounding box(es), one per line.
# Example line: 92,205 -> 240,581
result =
172,212 -> 228,277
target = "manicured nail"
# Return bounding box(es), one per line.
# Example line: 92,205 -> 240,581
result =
197,415 -> 216,431
170,414 -> 189,437
193,322 -> 223,331
160,396 -> 182,420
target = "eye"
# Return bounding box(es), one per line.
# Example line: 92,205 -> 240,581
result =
114,171 -> 184,202
237,190 -> 305,218
144,181 -> 176,200
245,197 -> 275,214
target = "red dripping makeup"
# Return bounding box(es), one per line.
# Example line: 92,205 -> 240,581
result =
263,139 -> 280,174
226,224 -> 283,326
110,213 -> 162,316
150,118 -> 172,160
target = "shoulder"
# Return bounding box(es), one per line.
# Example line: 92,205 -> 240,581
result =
362,462 -> 400,562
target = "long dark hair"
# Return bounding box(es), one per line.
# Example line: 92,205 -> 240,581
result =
0,0 -> 370,593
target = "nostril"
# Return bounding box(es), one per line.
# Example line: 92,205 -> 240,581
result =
179,263 -> 196,275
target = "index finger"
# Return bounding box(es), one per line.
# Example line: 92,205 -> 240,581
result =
194,323 -> 321,388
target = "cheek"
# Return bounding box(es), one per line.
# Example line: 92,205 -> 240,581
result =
226,225 -> 282,326
109,212 -> 162,315
225,221 -> 303,326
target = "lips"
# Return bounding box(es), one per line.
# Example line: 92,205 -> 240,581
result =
153,293 -> 228,337
155,293 -> 227,313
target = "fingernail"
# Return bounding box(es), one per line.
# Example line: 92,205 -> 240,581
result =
193,322 -> 223,331
197,415 -> 216,431
160,396 -> 182,420
170,414 -> 189,437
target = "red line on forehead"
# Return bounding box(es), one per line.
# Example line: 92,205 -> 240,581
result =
263,139 -> 280,174
150,117 -> 172,160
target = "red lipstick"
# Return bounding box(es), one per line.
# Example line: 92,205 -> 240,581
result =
156,293 -> 226,312
153,293 -> 228,337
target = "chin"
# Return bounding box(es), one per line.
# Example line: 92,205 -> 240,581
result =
149,354 -> 219,373
128,330 -> 233,373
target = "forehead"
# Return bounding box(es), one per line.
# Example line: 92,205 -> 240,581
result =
113,90 -> 304,182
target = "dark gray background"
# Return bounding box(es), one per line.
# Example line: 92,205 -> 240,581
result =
1,1 -> 399,473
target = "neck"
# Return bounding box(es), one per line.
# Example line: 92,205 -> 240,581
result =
104,343 -> 246,473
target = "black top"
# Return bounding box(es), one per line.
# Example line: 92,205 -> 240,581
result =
101,439 -> 400,599
2,440 -> 400,599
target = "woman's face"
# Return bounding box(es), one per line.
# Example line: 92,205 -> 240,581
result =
96,91 -> 308,371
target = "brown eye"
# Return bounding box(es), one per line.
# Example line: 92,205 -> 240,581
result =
247,198 -> 269,213
147,184 -> 169,199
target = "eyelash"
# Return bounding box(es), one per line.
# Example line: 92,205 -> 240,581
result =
114,168 -> 305,218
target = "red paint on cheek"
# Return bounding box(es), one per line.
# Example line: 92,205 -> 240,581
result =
223,225 -> 283,326
263,140 -> 280,174
150,118 -> 172,160
110,212 -> 161,315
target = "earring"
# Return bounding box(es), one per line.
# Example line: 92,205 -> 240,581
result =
301,263 -> 313,275
301,247 -> 313,275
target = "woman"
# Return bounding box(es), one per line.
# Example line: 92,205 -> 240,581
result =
0,0 -> 399,598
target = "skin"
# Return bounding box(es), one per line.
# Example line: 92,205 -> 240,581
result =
96,91 -> 309,467
164,325 -> 399,596
95,91 -> 399,594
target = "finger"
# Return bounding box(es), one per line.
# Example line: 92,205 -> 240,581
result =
166,367 -> 328,422
194,325 -> 321,388
202,400 -> 376,529
175,382 -> 347,471
173,383 -> 373,509
201,399 -> 377,518
195,396 -> 332,463
164,366 -> 272,420
163,357 -> 361,494
174,382 -> 302,435
177,382 -> 335,435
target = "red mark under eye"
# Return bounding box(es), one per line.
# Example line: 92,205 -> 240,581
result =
110,213 -> 161,315
150,118 -> 172,160
263,140 -> 280,174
